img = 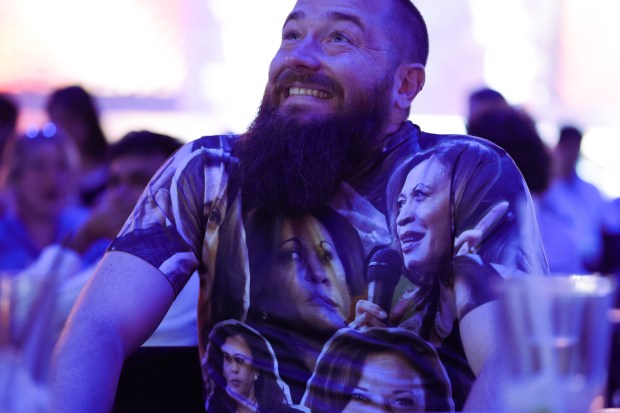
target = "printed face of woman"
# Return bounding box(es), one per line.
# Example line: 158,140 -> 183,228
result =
396,156 -> 452,275
222,335 -> 257,402
261,215 -> 352,332
343,352 -> 425,413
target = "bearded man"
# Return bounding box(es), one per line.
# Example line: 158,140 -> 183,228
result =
50,0 -> 547,412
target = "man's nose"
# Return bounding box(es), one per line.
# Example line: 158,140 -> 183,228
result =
285,38 -> 321,72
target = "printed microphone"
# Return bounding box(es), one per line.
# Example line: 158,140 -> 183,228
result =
366,248 -> 402,314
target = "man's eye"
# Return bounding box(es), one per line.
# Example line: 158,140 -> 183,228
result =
283,30 -> 300,41
330,32 -> 349,43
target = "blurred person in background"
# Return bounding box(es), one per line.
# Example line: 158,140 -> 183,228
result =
466,106 -> 551,196
8,130 -> 197,388
602,197 -> 620,276
465,86 -> 509,132
0,127 -> 88,272
0,93 -> 19,164
545,125 -> 607,273
46,85 -> 110,207
0,93 -> 20,215
67,130 -> 184,267
14,130 -> 196,347
467,108 -> 608,275
466,107 -> 564,271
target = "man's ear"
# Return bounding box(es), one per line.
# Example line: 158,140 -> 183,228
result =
394,63 -> 426,110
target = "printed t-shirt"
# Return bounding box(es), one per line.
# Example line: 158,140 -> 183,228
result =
109,122 -> 548,412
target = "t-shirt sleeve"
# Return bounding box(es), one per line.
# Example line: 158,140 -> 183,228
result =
108,136 -> 235,295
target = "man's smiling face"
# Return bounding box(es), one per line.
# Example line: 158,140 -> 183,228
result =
265,0 -> 396,123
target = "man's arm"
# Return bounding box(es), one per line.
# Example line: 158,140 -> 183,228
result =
459,300 -> 503,411
50,251 -> 175,413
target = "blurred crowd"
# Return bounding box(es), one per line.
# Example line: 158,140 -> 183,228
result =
465,87 -> 620,278
465,87 -> 620,407
0,86 -> 199,388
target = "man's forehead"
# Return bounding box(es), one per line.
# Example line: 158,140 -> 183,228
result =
287,0 -> 389,25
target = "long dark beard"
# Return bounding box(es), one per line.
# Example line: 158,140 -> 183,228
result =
236,75 -> 392,215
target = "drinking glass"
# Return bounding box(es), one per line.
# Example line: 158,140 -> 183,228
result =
0,272 -> 50,412
498,274 -> 616,413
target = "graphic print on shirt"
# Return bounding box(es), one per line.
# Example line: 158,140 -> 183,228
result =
109,131 -> 548,412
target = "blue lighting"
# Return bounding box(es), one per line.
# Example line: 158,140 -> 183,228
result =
42,122 -> 57,137
25,125 -> 39,138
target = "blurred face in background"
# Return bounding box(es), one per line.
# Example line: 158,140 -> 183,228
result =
47,105 -> 86,152
107,152 -> 168,205
14,138 -> 75,219
553,138 -> 581,179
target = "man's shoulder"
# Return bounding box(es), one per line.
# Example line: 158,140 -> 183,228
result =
190,133 -> 240,149
188,133 -> 240,153
144,133 -> 241,196
170,133 -> 240,170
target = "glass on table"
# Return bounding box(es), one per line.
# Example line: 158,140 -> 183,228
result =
498,274 -> 616,413
0,272 -> 50,413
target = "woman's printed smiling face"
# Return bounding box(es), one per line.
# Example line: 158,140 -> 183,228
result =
396,156 -> 452,275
